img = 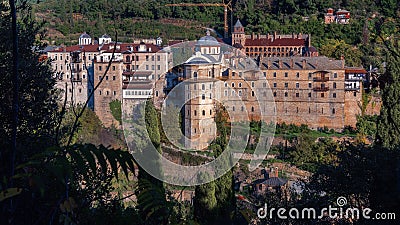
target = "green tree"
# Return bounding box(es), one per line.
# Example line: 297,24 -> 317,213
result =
193,172 -> 218,224
376,50 -> 400,149
110,99 -> 122,125
136,100 -> 169,225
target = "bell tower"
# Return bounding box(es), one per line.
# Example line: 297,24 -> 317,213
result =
232,19 -> 246,46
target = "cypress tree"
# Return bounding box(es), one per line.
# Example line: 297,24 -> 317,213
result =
376,50 -> 400,149
136,100 -> 168,225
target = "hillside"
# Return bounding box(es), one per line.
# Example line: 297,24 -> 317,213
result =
33,0 -> 399,67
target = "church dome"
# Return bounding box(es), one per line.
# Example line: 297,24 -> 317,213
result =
197,31 -> 220,46
80,32 -> 91,39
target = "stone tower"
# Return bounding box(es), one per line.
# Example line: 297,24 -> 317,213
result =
183,32 -> 223,150
232,19 -> 246,47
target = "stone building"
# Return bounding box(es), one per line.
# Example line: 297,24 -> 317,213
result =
160,33 -> 365,150
258,57 -> 363,129
231,19 -> 318,58
324,8 -> 351,24
181,34 -> 225,150
47,33 -> 169,127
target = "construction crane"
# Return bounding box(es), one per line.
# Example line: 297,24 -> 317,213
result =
165,1 -> 232,39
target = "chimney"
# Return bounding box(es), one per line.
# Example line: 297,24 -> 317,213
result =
257,33 -> 260,39
278,59 -> 283,69
341,58 -> 345,68
273,31 -> 277,40
302,59 -> 307,69
290,58 -> 294,68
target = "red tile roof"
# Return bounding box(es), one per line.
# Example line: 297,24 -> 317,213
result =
48,43 -> 162,53
245,37 -> 307,47
345,68 -> 367,74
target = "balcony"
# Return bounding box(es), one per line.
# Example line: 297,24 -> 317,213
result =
313,87 -> 329,92
218,76 -> 229,81
244,75 -> 259,81
313,77 -> 329,82
71,77 -> 82,82
71,68 -> 82,73
71,58 -> 82,63
122,70 -> 134,76
345,87 -> 360,91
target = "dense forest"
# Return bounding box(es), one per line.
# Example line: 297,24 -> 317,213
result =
1,0 -> 400,224
34,0 -> 399,68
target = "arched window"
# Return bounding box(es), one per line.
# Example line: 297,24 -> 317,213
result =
202,110 -> 206,116
251,107 -> 255,112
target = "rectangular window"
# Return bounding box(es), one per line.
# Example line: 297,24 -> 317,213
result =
285,72 -> 288,77
106,76 -> 109,80
285,83 -> 288,88
333,93 -> 337,98
321,93 -> 325,98
146,65 -> 149,70
333,82 -> 337,89
113,76 -> 116,80
157,65 -> 161,70
152,65 -> 155,70
273,72 -> 277,78
296,83 -> 299,89
309,83 -> 312,88
273,92 -> 277,97
151,56 -> 155,61
296,93 -> 299,97
146,56 -> 149,61
308,93 -> 312,98
99,76 -> 102,80
274,83 -> 277,88
99,66 -> 102,71
308,73 -> 312,79
157,55 -> 160,61
334,73 -> 338,78
263,72 -> 267,77
112,66 -> 116,71
296,72 -> 300,78
285,92 -> 288,97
